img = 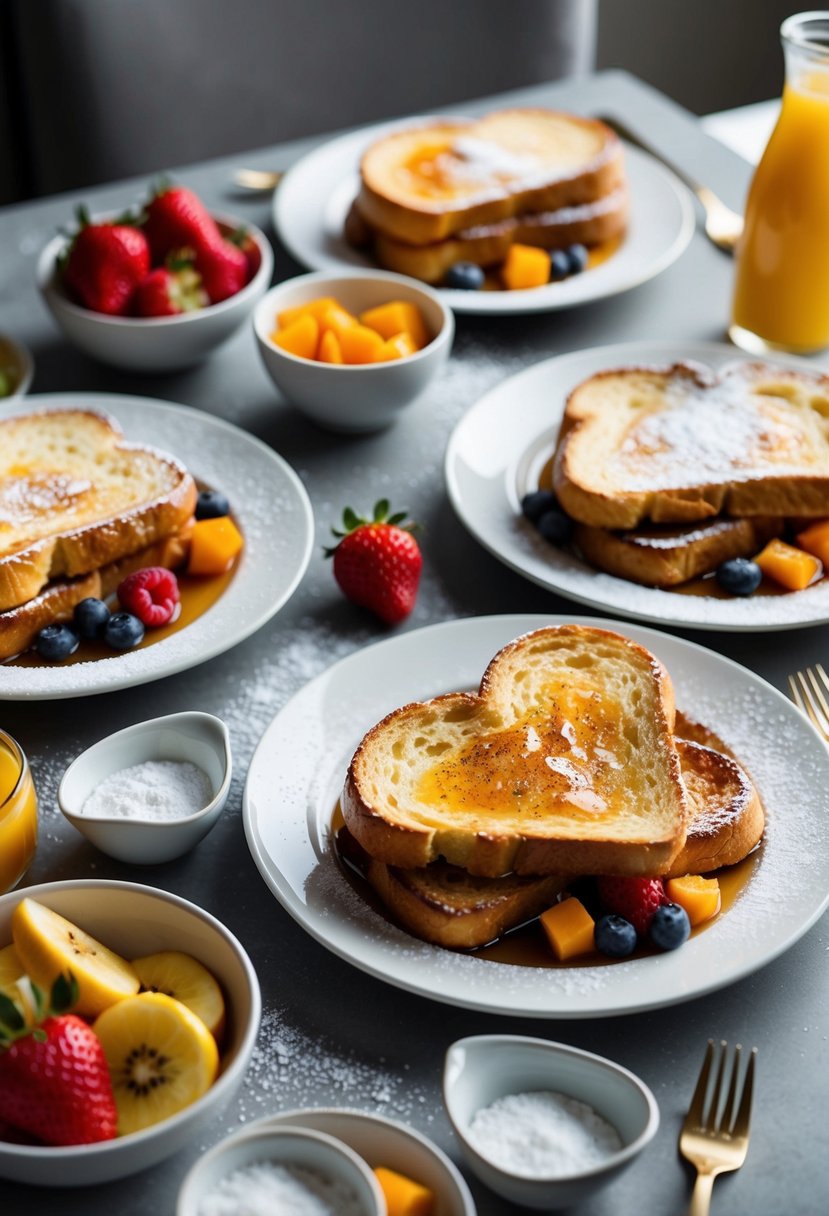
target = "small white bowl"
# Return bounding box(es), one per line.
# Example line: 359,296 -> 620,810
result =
37,212 -> 273,372
253,269 -> 454,432
58,711 -> 231,864
0,332 -> 34,404
443,1034 -> 659,1210
262,1107 -> 476,1216
177,1125 -> 386,1216
0,879 -> 261,1186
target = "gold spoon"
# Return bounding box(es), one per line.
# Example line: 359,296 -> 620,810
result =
231,168 -> 284,191
597,114 -> 744,254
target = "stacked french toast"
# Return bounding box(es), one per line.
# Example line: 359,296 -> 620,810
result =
346,109 -> 629,284
0,410 -> 196,662
549,360 -> 829,590
340,625 -> 763,950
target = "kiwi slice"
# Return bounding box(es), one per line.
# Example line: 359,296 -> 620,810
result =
131,951 -> 225,1040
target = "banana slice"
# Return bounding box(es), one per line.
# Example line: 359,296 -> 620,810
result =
93,991 -> 219,1135
11,898 -> 139,1018
131,951 -> 226,1041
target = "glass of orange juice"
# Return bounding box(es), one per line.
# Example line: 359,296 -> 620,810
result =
730,12 -> 829,354
0,730 -> 38,893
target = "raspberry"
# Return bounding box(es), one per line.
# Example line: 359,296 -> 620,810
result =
116,567 -> 179,627
596,877 -> 667,938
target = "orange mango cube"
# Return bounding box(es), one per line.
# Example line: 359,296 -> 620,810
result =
795,518 -> 829,566
540,897 -> 595,961
277,296 -> 340,328
361,300 -> 429,349
666,875 -> 721,927
374,1167 -> 436,1216
317,329 -> 344,364
754,537 -> 822,591
502,244 -> 551,290
317,302 -> 359,343
188,516 -> 244,576
271,313 -> 319,360
375,332 -> 418,362
339,323 -> 385,364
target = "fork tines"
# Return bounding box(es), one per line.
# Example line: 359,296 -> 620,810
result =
688,1039 -> 757,1136
788,664 -> 829,737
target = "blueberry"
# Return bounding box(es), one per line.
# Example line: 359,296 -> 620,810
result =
195,490 -> 230,521
521,490 -> 558,524
537,509 -> 574,546
549,250 -> 571,281
649,903 -> 691,951
35,624 -> 79,662
595,914 -> 638,958
444,262 -> 485,291
716,558 -> 763,597
104,612 -> 145,651
566,243 -> 589,274
73,597 -> 110,640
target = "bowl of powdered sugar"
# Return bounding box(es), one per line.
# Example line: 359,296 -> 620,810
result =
176,1124 -> 386,1216
443,1033 -> 659,1210
58,711 -> 232,864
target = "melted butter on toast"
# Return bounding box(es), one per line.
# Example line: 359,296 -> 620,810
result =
0,472 -> 93,532
415,678 -> 631,829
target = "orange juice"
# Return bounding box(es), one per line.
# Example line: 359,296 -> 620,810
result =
0,731 -> 37,893
731,15 -> 829,353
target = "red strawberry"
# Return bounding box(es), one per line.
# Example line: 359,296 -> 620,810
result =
133,265 -> 208,317
229,225 -> 261,281
596,876 -> 667,938
195,238 -> 249,303
117,566 -> 180,626
62,214 -> 150,315
327,500 -> 422,625
143,183 -> 222,261
0,975 -> 117,1146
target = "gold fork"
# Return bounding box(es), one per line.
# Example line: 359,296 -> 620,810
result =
679,1039 -> 756,1216
597,114 -> 744,254
788,664 -> 829,739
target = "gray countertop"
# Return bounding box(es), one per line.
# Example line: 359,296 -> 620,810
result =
1,70 -> 826,1215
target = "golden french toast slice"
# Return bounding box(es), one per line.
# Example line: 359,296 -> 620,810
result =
358,730 -> 762,948
554,361 -> 829,529
343,625 -> 689,879
0,409 -> 196,612
574,516 -> 784,587
357,109 -> 625,246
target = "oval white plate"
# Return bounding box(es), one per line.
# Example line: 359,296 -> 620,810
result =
274,119 -> 694,315
243,613 -> 829,1018
0,393 -> 313,699
446,340 -> 829,631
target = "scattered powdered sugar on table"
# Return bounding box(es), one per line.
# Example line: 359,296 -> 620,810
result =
80,759 -> 212,820
196,1160 -> 366,1216
467,1090 -> 622,1177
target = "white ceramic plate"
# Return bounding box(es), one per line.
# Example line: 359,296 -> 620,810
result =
226,1108 -> 476,1216
446,340 -> 829,631
273,119 -> 694,315
243,613 -> 829,1019
0,393 -> 313,700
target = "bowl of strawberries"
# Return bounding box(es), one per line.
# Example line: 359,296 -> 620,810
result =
36,183 -> 273,372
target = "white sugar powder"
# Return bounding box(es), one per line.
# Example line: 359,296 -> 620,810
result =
467,1090 -> 622,1177
80,760 -> 212,821
196,1160 -> 364,1216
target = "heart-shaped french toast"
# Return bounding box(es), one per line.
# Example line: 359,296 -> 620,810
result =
342,624 -> 689,878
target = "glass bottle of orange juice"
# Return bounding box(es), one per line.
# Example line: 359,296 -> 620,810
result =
0,730 -> 38,893
731,12 -> 829,354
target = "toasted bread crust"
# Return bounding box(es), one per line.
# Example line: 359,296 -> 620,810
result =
670,740 -> 764,875
357,189 -> 629,284
0,523 -> 193,662
357,109 -> 625,246
0,410 -> 197,612
553,361 -> 829,528
574,516 -> 784,587
343,625 -> 689,878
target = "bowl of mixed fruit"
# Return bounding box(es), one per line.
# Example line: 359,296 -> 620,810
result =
0,880 -> 260,1186
37,182 -> 273,372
